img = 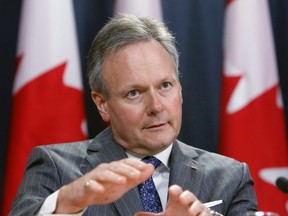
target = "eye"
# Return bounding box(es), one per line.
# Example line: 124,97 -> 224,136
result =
127,89 -> 139,98
161,82 -> 171,89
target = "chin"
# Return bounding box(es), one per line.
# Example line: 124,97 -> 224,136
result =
148,139 -> 173,149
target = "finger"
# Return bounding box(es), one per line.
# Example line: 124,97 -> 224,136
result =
111,161 -> 154,184
94,159 -> 154,181
85,160 -> 149,185
111,159 -> 155,184
177,190 -> 209,215
107,159 -> 153,179
167,184 -> 183,203
167,186 -> 209,216
122,158 -> 152,170
168,185 -> 183,195
187,200 -> 209,216
84,179 -> 105,193
178,190 -> 197,206
96,163 -> 153,186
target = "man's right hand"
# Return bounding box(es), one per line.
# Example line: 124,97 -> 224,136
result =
55,158 -> 154,214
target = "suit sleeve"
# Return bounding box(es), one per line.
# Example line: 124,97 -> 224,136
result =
225,162 -> 258,215
9,146 -> 63,216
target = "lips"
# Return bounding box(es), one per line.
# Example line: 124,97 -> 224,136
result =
144,122 -> 167,129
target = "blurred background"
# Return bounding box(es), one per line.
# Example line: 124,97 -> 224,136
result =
0,0 -> 287,215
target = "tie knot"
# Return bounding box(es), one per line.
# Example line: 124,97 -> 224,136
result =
142,156 -> 162,169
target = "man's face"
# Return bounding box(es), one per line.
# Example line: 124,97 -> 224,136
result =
92,40 -> 182,156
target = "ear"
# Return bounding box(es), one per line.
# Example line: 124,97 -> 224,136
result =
91,91 -> 110,122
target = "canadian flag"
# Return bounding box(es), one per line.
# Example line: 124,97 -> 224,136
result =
220,0 -> 288,215
2,0 -> 86,214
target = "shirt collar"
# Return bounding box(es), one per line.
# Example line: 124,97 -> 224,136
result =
125,144 -> 173,169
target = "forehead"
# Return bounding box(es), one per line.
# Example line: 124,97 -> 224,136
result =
102,40 -> 176,83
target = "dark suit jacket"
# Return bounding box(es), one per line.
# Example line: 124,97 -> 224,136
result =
10,127 -> 258,216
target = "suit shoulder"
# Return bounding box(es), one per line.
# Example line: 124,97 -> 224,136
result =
29,140 -> 92,162
177,140 -> 246,169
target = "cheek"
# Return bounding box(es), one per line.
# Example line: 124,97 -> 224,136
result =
169,92 -> 183,107
168,95 -> 183,119
109,104 -> 144,125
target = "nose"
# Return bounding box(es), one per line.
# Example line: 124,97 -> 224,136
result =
146,90 -> 164,115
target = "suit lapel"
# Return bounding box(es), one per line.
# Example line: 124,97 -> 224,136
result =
169,140 -> 205,197
114,188 -> 143,215
79,127 -> 143,215
80,127 -> 127,173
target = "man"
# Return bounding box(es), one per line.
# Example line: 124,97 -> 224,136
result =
10,14 -> 258,216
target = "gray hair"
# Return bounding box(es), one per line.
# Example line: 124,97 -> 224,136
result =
87,14 -> 179,98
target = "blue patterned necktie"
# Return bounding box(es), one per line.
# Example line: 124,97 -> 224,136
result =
138,156 -> 163,213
